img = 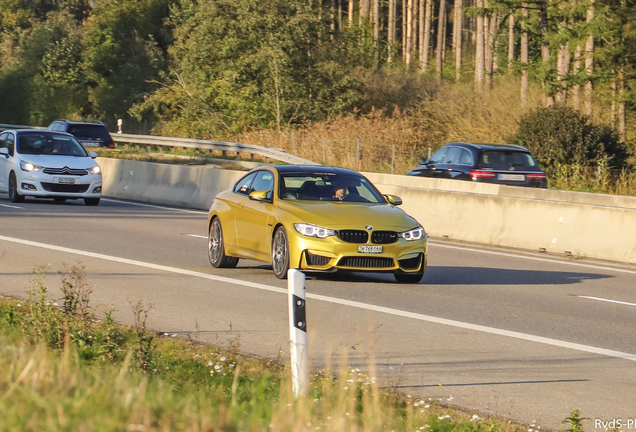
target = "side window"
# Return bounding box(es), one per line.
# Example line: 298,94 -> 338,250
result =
458,149 -> 474,165
443,147 -> 462,164
428,147 -> 447,164
250,171 -> 275,199
0,133 -> 7,149
5,134 -> 15,156
233,172 -> 257,195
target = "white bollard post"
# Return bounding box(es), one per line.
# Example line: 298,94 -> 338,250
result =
117,118 -> 123,134
288,268 -> 309,397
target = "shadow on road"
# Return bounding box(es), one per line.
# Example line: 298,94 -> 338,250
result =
421,266 -> 612,285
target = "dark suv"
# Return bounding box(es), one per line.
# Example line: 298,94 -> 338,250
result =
47,119 -> 115,149
407,142 -> 547,188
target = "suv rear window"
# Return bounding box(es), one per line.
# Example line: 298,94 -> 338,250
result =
477,151 -> 538,170
67,124 -> 111,141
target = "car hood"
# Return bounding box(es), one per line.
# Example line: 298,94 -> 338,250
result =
18,154 -> 97,169
277,200 -> 420,230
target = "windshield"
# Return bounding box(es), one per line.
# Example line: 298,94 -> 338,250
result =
17,133 -> 89,157
477,151 -> 538,170
279,172 -> 385,203
67,124 -> 111,141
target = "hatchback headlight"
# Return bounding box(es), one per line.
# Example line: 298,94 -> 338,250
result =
294,223 -> 336,239
20,160 -> 43,172
87,166 -> 101,175
399,227 -> 425,241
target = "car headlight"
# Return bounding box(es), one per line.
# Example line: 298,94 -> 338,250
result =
294,223 -> 336,239
20,160 -> 43,172
399,227 -> 425,241
87,165 -> 101,175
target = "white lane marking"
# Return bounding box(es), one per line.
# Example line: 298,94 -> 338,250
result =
184,234 -> 207,239
577,295 -> 636,308
1,233 -> 636,363
0,203 -> 23,209
429,241 -> 636,275
101,198 -> 208,215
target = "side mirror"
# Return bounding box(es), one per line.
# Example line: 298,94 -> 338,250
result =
249,190 -> 272,202
418,157 -> 429,165
0,148 -> 8,157
384,194 -> 403,206
89,151 -> 98,159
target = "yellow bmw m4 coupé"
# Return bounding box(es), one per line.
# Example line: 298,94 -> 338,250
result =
207,165 -> 428,283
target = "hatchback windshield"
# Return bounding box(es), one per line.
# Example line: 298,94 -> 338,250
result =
279,173 -> 385,203
477,151 -> 538,170
17,133 -> 88,157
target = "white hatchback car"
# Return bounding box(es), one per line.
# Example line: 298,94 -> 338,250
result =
0,130 -> 102,205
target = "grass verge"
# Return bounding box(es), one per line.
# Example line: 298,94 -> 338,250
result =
0,263 -> 560,432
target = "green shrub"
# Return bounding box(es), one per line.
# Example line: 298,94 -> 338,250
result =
515,106 -> 629,172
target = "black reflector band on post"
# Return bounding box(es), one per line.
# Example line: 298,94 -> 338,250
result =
293,294 -> 306,332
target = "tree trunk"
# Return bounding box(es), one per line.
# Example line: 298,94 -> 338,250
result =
584,0 -> 594,116
618,68 -> 626,142
374,0 -> 380,64
572,44 -> 582,109
508,12 -> 514,72
406,0 -> 414,68
492,12 -> 500,72
338,0 -> 342,30
485,8 -> 497,88
403,0 -> 407,60
454,0 -> 463,81
475,0 -> 485,87
348,0 -> 354,27
388,0 -> 396,62
539,6 -> 554,107
520,4 -> 529,107
436,0 -> 447,81
610,75 -> 617,127
421,0 -> 432,70
360,0 -> 370,25
555,44 -> 570,104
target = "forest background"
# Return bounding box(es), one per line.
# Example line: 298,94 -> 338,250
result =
1,0 -> 635,192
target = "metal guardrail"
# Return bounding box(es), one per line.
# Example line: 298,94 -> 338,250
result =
0,124 -> 318,166
114,133 -> 318,165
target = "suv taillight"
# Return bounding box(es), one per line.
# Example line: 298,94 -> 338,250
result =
526,173 -> 547,180
469,170 -> 496,180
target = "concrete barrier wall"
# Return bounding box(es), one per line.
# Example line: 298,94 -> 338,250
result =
98,158 -> 636,265
98,158 -> 245,210
365,173 -> 636,264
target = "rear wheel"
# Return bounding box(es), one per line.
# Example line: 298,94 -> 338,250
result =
208,218 -> 239,268
8,172 -> 24,203
272,226 -> 290,279
394,270 -> 424,284
84,198 -> 100,206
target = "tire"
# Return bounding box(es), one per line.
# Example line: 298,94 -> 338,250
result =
8,172 -> 24,203
84,198 -> 100,206
54,198 -> 67,202
208,218 -> 239,268
272,226 -> 290,279
394,270 -> 424,284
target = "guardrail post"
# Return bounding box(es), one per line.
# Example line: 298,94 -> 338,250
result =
288,269 -> 309,397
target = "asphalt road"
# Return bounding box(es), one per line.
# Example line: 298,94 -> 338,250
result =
1,195 -> 635,430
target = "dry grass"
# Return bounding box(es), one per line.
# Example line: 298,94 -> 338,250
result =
235,77 -> 544,174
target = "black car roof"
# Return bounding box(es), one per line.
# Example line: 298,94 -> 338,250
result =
52,119 -> 106,126
14,129 -> 72,136
272,165 -> 360,175
448,142 -> 529,152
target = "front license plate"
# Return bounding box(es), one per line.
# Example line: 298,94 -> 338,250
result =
358,245 -> 383,254
58,177 -> 75,184
498,174 -> 525,181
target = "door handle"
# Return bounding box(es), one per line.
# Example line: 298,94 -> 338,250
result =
239,202 -> 245,208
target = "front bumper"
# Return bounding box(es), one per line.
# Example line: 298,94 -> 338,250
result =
289,231 -> 428,274
18,172 -> 102,199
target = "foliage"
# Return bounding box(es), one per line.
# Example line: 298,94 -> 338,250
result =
515,105 -> 628,170
132,0 -> 371,138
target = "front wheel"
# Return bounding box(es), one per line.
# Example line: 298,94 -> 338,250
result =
8,172 -> 24,203
84,198 -> 100,206
272,226 -> 290,279
394,270 -> 424,284
208,218 -> 239,268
